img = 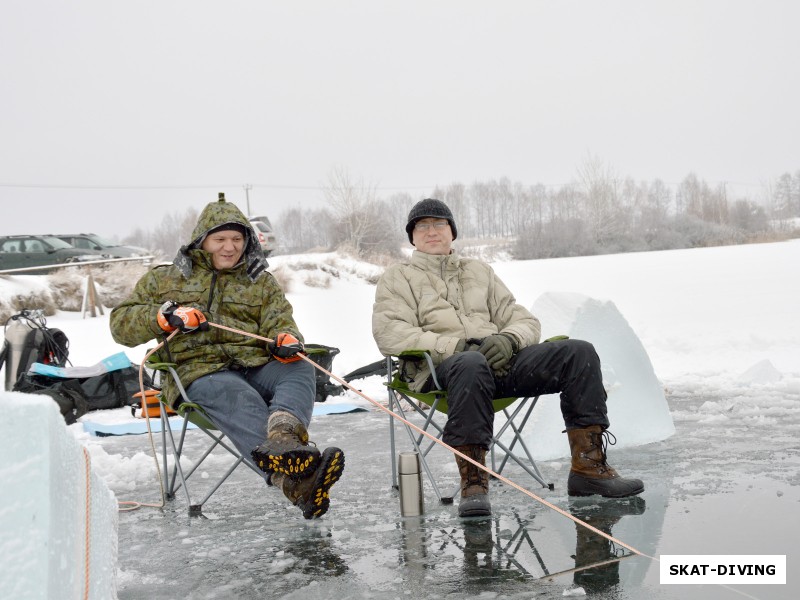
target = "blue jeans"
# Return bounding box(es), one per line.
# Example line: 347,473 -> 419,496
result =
185,359 -> 316,459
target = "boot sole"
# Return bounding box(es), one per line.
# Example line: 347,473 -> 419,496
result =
252,445 -> 322,481
568,473 -> 645,498
459,506 -> 493,518
458,493 -> 492,518
567,482 -> 645,498
296,447 -> 346,519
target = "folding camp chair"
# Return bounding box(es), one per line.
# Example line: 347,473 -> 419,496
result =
386,350 -> 553,505
145,343 -> 342,515
144,360 -> 267,515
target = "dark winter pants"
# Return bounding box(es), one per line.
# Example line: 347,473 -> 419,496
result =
431,339 -> 610,449
185,359 -> 316,460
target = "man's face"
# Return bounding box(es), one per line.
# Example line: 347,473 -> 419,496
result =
412,217 -> 453,255
201,230 -> 245,270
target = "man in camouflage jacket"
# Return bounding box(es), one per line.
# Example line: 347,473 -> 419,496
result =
110,195 -> 344,519
372,199 -> 643,518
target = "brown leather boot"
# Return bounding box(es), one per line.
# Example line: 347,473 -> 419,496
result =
252,411 -> 321,480
271,447 -> 346,519
454,445 -> 492,517
567,425 -> 644,498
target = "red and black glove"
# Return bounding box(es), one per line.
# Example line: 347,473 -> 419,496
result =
157,301 -> 209,334
268,332 -> 304,363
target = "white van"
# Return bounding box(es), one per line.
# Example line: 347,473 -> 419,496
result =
248,216 -> 277,257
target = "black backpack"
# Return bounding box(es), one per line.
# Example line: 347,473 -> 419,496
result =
12,373 -> 88,425
13,366 -> 150,424
1,310 -> 70,390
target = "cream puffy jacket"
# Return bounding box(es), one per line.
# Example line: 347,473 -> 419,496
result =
372,250 -> 541,391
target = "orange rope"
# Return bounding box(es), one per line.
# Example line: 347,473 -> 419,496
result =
205,321 -> 656,561
116,330 -> 178,512
81,447 -> 91,600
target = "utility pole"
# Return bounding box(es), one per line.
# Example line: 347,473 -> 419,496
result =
243,183 -> 252,216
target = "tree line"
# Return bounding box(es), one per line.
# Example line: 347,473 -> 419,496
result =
276,162 -> 800,260
124,162 -> 800,262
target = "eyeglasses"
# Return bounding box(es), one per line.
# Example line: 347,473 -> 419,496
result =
414,221 -> 449,232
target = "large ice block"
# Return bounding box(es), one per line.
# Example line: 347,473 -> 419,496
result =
0,393 -> 118,600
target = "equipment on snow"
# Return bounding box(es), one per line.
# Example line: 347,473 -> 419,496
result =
1,309 -> 69,391
305,344 -> 344,402
13,363 -> 151,424
398,451 -> 424,517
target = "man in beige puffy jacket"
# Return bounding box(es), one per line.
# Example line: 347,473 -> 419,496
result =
372,199 -> 643,517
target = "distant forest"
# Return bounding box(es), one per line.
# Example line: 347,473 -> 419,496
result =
125,162 -> 800,262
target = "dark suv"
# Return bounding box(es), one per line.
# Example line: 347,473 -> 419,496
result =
54,233 -> 150,258
0,235 -> 103,273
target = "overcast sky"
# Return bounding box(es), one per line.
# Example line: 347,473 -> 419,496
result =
1,1 -> 798,240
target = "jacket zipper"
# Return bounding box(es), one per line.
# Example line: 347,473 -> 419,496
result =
207,271 -> 217,312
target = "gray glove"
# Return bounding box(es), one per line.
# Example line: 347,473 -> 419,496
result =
477,334 -> 516,373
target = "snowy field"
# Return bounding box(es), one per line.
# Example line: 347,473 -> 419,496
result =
2,239 -> 799,599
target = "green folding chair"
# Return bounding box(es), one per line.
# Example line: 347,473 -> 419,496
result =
386,350 -> 553,505
146,360 -> 267,515
145,343 -> 342,515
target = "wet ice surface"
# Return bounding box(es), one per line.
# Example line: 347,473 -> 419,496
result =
110,383 -> 800,600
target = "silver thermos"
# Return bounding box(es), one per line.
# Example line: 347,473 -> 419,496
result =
398,451 -> 424,516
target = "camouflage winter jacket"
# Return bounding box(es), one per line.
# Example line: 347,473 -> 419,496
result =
372,250 -> 541,391
110,198 -> 302,406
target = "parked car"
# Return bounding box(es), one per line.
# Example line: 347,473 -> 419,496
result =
53,233 -> 151,258
0,235 -> 103,272
248,216 -> 278,257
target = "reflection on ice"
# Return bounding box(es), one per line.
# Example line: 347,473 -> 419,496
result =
565,496 -> 646,594
394,500 -> 649,596
109,387 -> 798,599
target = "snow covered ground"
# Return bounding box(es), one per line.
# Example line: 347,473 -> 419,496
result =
2,239 -> 798,599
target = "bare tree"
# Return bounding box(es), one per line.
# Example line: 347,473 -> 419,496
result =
793,170 -> 800,218
730,199 -> 768,233
678,173 -> 705,219
276,207 -> 337,254
384,192 -> 418,240
575,155 -> 624,245
773,173 -> 795,219
123,207 -> 198,260
323,166 -> 401,256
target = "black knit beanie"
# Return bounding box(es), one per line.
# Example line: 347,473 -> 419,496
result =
405,198 -> 458,243
208,222 -> 248,237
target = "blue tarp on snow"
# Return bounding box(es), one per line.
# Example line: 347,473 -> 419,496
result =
82,402 -> 367,436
